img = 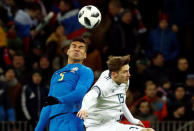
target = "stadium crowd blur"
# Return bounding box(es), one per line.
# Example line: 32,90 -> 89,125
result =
0,0 -> 194,125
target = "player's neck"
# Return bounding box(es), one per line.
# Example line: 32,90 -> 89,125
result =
112,78 -> 121,85
67,59 -> 83,64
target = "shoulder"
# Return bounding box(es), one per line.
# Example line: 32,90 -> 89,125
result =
94,70 -> 111,90
79,64 -> 93,74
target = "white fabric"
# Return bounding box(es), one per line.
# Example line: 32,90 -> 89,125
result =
86,121 -> 143,131
21,85 -> 31,120
122,103 -> 140,124
57,9 -> 79,22
81,89 -> 98,110
14,10 -> 37,26
82,70 -> 140,128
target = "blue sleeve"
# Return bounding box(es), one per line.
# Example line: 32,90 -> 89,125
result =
57,68 -> 94,104
35,74 -> 55,131
7,108 -> 15,121
35,106 -> 51,131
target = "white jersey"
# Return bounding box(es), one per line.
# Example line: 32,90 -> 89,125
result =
83,70 -> 129,127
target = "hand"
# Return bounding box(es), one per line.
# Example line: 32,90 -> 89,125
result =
43,96 -> 60,106
77,109 -> 88,119
137,121 -> 145,127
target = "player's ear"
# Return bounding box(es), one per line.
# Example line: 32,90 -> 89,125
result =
111,71 -> 117,78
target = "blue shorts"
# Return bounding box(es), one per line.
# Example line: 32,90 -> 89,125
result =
49,113 -> 84,131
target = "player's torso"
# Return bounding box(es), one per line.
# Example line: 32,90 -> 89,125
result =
96,83 -> 126,112
85,70 -> 128,126
51,64 -> 81,97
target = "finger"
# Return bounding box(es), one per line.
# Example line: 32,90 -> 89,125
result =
77,112 -> 81,117
77,112 -> 84,118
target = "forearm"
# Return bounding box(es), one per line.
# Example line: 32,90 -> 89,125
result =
122,103 -> 140,124
57,85 -> 89,104
57,77 -> 94,104
35,106 -> 50,131
57,68 -> 94,104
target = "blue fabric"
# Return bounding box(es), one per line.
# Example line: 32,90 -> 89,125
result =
0,106 -> 6,121
49,113 -> 84,131
49,63 -> 94,116
0,106 -> 15,121
7,108 -> 15,121
35,106 -> 51,131
58,9 -> 83,35
35,63 -> 94,131
14,10 -> 33,38
0,82 -> 16,121
148,27 -> 179,61
164,0 -> 193,26
15,21 -> 31,38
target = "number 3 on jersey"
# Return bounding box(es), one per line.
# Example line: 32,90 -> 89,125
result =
117,94 -> 124,104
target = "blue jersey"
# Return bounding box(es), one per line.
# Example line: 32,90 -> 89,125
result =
49,63 -> 94,117
35,63 -> 94,131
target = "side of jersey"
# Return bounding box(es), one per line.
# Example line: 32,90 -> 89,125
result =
84,70 -> 129,127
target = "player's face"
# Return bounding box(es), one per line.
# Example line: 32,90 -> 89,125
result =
67,41 -> 87,62
114,64 -> 130,84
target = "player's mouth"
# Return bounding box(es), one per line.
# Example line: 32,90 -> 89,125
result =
74,52 -> 80,57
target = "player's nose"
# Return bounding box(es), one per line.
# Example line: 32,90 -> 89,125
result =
74,47 -> 80,52
127,71 -> 130,77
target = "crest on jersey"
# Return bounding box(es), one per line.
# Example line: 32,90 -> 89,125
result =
71,67 -> 79,73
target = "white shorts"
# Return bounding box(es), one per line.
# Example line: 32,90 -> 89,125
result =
86,122 -> 144,131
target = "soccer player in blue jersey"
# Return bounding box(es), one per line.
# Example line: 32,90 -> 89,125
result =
35,38 -> 94,131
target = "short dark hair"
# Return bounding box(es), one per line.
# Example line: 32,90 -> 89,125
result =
71,37 -> 88,50
107,55 -> 130,72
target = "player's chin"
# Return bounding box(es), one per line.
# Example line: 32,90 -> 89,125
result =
123,80 -> 128,84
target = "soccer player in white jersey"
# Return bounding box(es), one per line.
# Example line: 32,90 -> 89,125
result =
77,55 -> 155,131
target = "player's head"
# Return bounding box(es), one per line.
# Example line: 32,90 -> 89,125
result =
67,37 -> 87,64
107,55 -> 130,84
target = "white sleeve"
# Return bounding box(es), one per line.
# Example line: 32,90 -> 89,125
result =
122,103 -> 140,124
81,89 -> 99,110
